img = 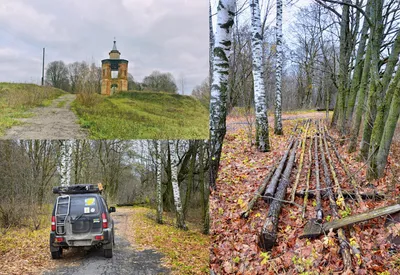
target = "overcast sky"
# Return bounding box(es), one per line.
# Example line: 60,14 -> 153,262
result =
211,0 -> 312,32
0,0 -> 208,94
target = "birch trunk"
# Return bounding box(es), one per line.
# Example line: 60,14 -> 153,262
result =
155,140 -> 163,224
169,140 -> 187,230
59,140 -> 73,186
274,0 -> 283,135
209,0 -> 235,188
209,1 -> 214,84
250,0 -> 271,151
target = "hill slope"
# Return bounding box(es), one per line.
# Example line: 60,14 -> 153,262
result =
0,83 -> 65,135
72,91 -> 209,139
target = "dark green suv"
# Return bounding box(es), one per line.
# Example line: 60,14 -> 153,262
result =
49,184 -> 116,259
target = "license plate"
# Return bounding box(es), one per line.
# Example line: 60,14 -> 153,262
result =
69,240 -> 91,246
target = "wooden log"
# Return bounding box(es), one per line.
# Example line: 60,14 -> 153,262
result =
302,134 -> 313,218
314,135 -> 323,223
322,126 -> 362,263
316,108 -> 334,111
240,165 -> 277,219
263,138 -> 295,202
295,190 -> 385,200
300,204 -> 400,238
259,139 -> 299,251
317,121 -> 352,271
290,119 -> 310,202
325,125 -> 364,205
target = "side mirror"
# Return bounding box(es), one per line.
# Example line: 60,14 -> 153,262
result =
109,207 -> 116,213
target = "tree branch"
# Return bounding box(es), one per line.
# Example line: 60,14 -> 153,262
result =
319,0 -> 373,27
314,0 -> 341,18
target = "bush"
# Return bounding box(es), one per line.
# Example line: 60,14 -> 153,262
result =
76,92 -> 102,107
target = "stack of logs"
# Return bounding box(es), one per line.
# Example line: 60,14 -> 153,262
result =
240,119 -> 395,272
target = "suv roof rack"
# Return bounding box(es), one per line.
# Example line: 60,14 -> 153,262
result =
53,184 -> 101,195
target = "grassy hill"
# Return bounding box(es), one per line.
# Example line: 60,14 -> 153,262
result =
72,91 -> 209,139
0,83 -> 65,135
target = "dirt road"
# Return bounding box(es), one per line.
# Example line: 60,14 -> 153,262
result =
43,208 -> 170,275
1,94 -> 87,140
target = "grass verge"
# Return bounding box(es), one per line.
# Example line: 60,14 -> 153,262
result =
130,207 -> 209,275
0,83 -> 65,135
72,91 -> 209,139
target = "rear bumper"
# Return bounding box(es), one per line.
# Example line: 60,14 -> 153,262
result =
50,229 -> 112,249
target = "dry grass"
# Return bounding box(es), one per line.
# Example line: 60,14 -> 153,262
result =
75,92 -> 102,107
0,83 -> 64,108
0,83 -> 64,135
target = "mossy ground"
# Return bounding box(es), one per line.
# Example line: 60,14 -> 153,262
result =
72,91 -> 209,139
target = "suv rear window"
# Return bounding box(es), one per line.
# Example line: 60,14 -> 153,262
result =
56,196 -> 100,216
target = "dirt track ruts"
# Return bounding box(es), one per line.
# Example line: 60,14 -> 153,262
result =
1,94 -> 87,140
43,208 -> 170,275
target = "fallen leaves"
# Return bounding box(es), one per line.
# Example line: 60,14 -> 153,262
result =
211,114 -> 400,274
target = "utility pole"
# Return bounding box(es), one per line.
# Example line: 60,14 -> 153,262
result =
41,48 -> 45,86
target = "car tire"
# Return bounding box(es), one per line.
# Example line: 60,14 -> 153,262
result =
51,248 -> 62,259
104,248 -> 113,258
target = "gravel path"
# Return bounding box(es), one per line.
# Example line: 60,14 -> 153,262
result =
1,94 -> 87,139
43,209 -> 170,275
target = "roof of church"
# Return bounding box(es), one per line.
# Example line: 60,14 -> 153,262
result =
110,40 -> 121,54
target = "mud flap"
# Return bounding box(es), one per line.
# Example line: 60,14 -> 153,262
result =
49,233 -> 59,252
103,239 -> 113,249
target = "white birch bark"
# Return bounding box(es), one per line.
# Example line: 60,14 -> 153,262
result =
209,0 -> 236,187
274,0 -> 283,135
155,140 -> 163,224
169,140 -> 187,230
59,140 -> 73,186
209,1 -> 214,83
250,0 -> 271,151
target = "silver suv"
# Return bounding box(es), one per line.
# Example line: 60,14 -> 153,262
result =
49,184 -> 116,259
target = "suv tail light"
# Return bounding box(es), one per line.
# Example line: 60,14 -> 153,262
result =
102,213 -> 108,229
55,237 -> 64,242
51,216 -> 56,231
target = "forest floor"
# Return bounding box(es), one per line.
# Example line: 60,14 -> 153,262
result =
1,94 -> 87,140
210,112 -> 400,274
0,207 -> 208,275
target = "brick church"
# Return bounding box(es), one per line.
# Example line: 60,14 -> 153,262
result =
101,40 -> 129,95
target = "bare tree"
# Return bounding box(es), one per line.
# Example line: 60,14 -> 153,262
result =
46,61 -> 70,91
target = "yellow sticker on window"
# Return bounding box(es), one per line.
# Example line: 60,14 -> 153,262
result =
85,198 -> 95,206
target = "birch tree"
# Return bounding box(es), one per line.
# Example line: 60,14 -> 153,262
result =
209,0 -> 214,84
209,0 -> 236,188
169,140 -> 187,230
250,0 -> 271,151
155,140 -> 163,224
59,140 -> 73,186
274,0 -> 283,135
